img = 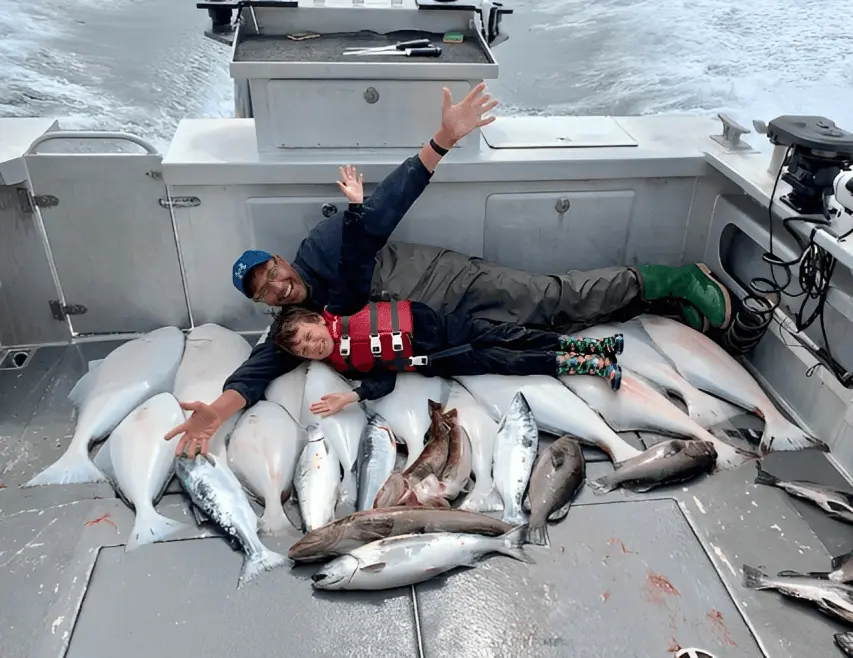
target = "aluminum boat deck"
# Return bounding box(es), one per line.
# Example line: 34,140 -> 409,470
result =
2,339 -> 851,658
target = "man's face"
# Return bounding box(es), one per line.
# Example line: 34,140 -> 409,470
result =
287,319 -> 334,360
249,255 -> 308,306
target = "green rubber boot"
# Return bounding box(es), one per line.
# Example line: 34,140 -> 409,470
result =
636,263 -> 732,332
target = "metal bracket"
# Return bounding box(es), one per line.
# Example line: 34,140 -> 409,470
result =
16,188 -> 58,213
159,196 -> 201,209
710,113 -> 752,150
49,300 -> 87,321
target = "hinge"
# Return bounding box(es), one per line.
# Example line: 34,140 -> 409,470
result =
49,300 -> 87,321
159,196 -> 201,209
16,189 -> 59,213
146,170 -> 163,180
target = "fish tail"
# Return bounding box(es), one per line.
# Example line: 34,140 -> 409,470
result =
707,436 -> 756,471
587,474 -> 618,496
525,521 -> 550,547
497,524 -> 535,564
126,508 -> 190,552
459,483 -> 504,513
259,503 -> 294,537
760,415 -> 827,454
753,461 -> 781,487
237,546 -> 289,589
835,632 -> 853,655
500,507 -> 528,526
741,564 -> 771,590
832,549 -> 853,570
23,450 -> 107,487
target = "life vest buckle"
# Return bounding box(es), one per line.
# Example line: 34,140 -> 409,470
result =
339,335 -> 351,357
391,331 -> 404,352
409,355 -> 428,367
369,334 -> 382,355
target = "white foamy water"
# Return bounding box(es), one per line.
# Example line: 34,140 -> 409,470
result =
1,0 -> 851,152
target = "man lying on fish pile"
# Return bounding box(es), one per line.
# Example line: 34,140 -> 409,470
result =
165,82 -> 734,459
264,164 -> 627,415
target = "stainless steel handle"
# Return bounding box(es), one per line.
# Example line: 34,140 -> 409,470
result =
26,131 -> 159,155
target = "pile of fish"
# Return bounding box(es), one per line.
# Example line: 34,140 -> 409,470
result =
19,314 -> 829,593
741,462 -> 853,653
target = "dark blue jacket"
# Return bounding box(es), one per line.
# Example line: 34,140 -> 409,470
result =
222,154 -> 433,407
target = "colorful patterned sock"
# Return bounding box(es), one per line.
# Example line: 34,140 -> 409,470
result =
556,353 -> 622,391
559,333 -> 624,359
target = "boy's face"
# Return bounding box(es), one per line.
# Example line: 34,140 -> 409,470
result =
288,319 -> 334,360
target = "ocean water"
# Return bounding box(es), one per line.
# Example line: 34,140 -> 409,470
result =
1,0 -> 851,152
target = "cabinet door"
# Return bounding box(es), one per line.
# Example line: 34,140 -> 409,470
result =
483,190 -> 635,273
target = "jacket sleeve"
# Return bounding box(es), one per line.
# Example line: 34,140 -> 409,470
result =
362,154 -> 433,243
353,370 -> 398,402
222,339 -> 302,408
325,204 -> 383,315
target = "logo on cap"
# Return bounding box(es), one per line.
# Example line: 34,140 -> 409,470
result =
235,263 -> 247,279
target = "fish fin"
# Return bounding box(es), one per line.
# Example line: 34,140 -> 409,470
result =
67,370 -> 96,407
587,475 -> 618,496
760,416 -> 827,454
459,485 -> 504,513
498,524 -> 534,564
550,450 -> 566,470
153,471 -> 175,507
24,452 -> 107,487
126,508 -> 191,552
359,562 -> 387,574
189,503 -> 209,526
835,632 -> 853,653
526,522 -> 550,547
548,500 -> 574,523
741,564 -> 771,590
237,547 -> 289,589
354,517 -> 395,541
337,467 -> 358,517
500,508 -> 528,526
622,481 -> 657,494
522,494 -> 531,514
753,462 -> 781,488
832,549 -> 853,570
259,503 -> 293,536
282,497 -> 305,533
822,597 -> 853,620
92,440 -> 118,485
776,569 -> 814,578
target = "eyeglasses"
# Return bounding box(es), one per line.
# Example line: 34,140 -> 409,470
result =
252,261 -> 279,303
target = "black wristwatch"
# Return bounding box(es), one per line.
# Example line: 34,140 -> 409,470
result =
429,138 -> 449,156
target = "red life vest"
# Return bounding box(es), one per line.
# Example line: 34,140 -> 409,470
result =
322,301 -> 420,373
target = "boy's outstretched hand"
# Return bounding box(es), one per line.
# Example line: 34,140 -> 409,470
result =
337,164 -> 364,204
310,391 -> 358,417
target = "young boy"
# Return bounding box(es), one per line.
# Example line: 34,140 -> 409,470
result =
269,165 -> 625,418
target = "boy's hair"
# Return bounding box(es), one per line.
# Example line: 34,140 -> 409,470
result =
269,306 -> 324,353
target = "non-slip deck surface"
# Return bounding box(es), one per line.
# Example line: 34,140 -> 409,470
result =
1,342 -> 852,658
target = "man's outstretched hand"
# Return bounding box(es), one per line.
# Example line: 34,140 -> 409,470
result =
337,164 -> 364,204
438,82 -> 498,146
164,400 -> 222,459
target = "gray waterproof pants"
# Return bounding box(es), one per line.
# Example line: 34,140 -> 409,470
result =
372,241 -> 642,333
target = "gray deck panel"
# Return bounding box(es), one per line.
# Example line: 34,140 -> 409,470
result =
3,339 -> 853,657
415,495 -> 763,658
65,538 -> 419,658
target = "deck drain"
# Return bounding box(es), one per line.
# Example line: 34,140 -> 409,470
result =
675,650 -> 717,658
0,349 -> 33,370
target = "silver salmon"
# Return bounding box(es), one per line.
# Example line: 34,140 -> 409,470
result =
525,436 -> 585,546
357,410 -> 398,512
742,564 -> 853,624
310,525 -> 532,590
288,507 -> 512,563
175,454 -> 288,588
754,462 -> 853,524
493,392 -> 539,525
588,439 -> 717,495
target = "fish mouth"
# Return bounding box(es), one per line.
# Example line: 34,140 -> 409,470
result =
310,570 -> 347,588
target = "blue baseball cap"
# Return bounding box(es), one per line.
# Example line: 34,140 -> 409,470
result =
232,249 -> 274,297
